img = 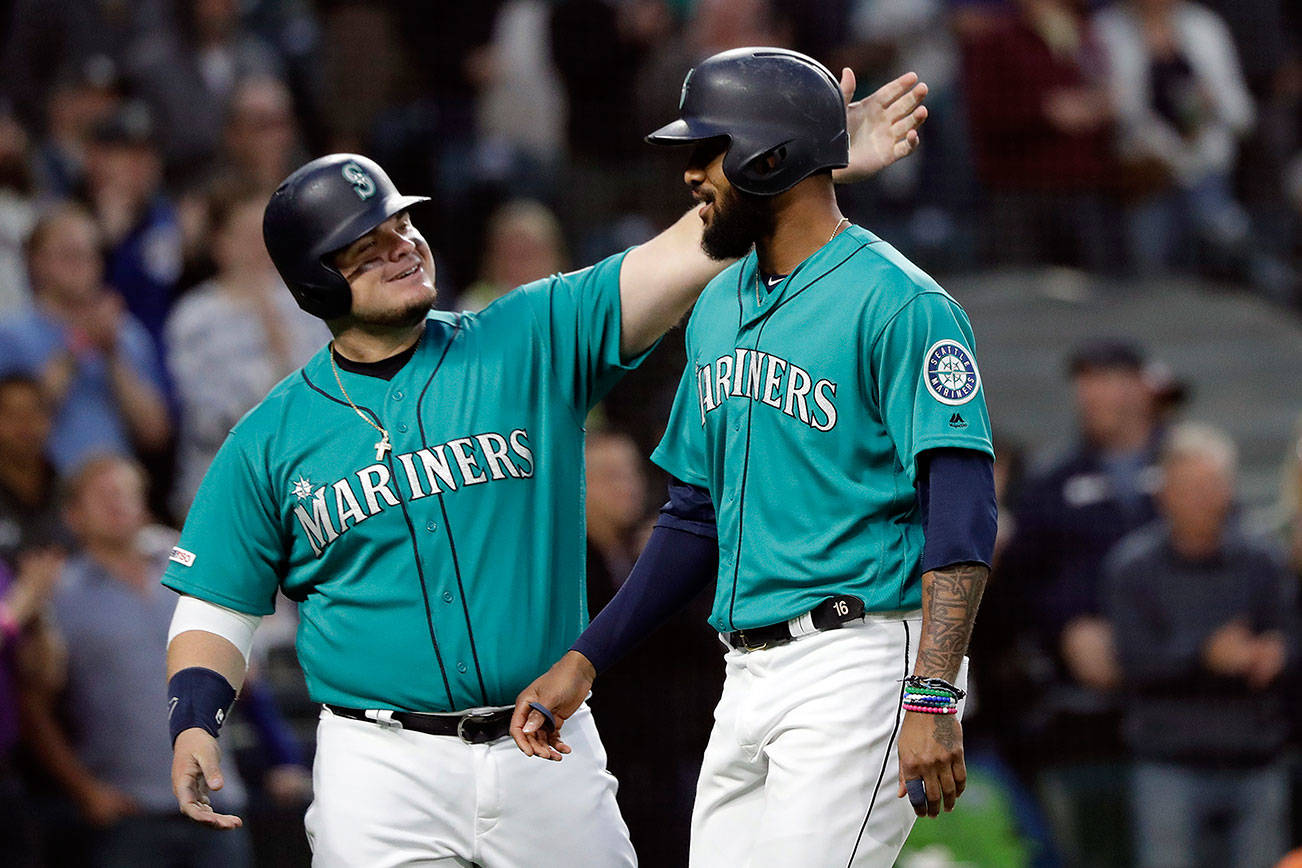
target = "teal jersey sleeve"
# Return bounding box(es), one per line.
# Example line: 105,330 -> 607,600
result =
161,422 -> 283,615
871,292 -> 993,476
650,355 -> 711,488
516,250 -> 653,415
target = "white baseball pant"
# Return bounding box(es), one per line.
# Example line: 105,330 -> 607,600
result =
304,703 -> 635,867
689,610 -> 968,867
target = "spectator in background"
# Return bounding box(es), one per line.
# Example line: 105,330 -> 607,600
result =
0,0 -> 164,132
0,550 -> 64,868
1093,0 -> 1257,277
1106,423 -> 1293,868
551,0 -> 672,259
165,185 -> 327,517
963,0 -> 1115,271
24,455 -> 253,867
0,375 -> 64,567
79,102 -> 183,355
0,204 -> 171,474
176,76 -> 305,288
125,0 -> 282,189
999,339 -> 1161,868
458,199 -> 567,312
29,57 -> 123,200
0,106 -> 37,316
218,76 -> 302,196
847,0 -> 975,267
582,429 -> 720,867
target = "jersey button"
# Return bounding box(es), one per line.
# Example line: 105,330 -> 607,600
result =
456,662 -> 468,673
442,591 -> 454,603
391,390 -> 404,401
397,423 -> 408,433
425,521 -> 437,532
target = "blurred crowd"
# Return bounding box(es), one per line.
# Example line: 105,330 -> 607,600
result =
0,1 -> 1298,866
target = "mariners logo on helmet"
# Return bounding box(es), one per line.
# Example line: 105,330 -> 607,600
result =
925,340 -> 981,405
341,161 -> 377,200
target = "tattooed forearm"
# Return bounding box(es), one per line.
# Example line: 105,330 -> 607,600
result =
914,563 -> 989,680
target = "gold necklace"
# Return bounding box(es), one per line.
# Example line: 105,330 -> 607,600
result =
329,343 -> 392,461
755,216 -> 850,303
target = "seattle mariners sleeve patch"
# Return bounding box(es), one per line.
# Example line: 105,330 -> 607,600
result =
924,340 -> 980,406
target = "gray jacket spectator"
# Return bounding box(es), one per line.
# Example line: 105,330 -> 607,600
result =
1105,422 -> 1293,868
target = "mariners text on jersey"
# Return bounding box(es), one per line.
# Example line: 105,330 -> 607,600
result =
696,351 -> 838,431
292,429 -> 535,556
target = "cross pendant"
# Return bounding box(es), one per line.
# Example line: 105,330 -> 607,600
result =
375,434 -> 391,461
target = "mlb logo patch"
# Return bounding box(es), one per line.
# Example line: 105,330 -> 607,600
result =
169,546 -> 196,567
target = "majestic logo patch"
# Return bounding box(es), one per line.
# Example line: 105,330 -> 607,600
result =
925,340 -> 980,406
948,412 -> 968,429
168,546 -> 196,567
341,161 -> 376,200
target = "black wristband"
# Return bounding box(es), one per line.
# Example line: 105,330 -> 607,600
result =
167,667 -> 237,746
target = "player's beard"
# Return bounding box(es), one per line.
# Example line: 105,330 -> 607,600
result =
700,185 -> 775,261
350,289 -> 437,329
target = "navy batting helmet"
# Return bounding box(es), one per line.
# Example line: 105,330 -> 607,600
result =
263,154 -> 429,320
646,47 -> 848,196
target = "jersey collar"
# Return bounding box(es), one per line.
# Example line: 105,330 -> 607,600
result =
734,224 -> 871,329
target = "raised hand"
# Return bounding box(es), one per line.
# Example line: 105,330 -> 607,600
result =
833,69 -> 929,184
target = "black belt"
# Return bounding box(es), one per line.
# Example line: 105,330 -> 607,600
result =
724,595 -> 866,651
325,704 -> 513,744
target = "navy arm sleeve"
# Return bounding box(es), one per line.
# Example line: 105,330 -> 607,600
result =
570,478 -> 718,673
917,448 -> 998,574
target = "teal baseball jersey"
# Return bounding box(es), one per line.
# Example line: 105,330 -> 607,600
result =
163,252 -> 648,712
652,225 -> 993,632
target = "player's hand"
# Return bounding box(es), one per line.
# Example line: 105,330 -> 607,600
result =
832,69 -> 928,184
509,651 -> 595,761
897,711 -> 965,819
171,728 -> 243,830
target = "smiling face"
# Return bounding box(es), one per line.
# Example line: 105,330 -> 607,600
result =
331,211 -> 437,327
685,139 -> 774,260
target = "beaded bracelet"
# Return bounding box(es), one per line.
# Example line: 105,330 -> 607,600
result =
902,702 -> 958,715
901,675 -> 964,715
901,675 -> 966,700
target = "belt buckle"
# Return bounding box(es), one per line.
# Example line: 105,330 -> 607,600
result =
734,630 -> 769,652
456,711 -> 499,744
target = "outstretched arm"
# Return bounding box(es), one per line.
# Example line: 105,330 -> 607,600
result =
166,597 -> 260,830
511,480 -> 718,759
618,70 -> 930,357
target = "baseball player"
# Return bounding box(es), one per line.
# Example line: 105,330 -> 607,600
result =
160,68 -> 929,867
512,48 -> 997,867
